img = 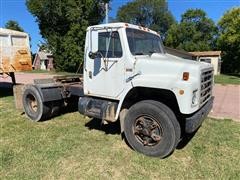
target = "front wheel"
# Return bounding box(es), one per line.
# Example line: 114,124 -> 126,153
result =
124,100 -> 180,158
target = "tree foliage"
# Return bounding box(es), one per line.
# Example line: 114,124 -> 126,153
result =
217,7 -> 240,74
116,0 -> 175,38
26,0 -> 109,72
5,20 -> 24,32
165,9 -> 217,51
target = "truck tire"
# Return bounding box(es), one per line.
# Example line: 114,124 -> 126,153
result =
124,100 -> 180,158
22,86 -> 51,121
146,100 -> 181,148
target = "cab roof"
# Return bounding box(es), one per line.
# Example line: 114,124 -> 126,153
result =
87,22 -> 159,36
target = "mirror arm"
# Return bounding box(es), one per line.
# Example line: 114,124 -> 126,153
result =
88,51 -> 104,59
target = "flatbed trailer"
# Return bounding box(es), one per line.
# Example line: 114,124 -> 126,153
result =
14,75 -> 84,114
15,74 -> 118,123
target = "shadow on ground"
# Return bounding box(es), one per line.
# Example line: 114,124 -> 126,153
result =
0,81 -> 200,150
228,74 -> 240,78
176,131 -> 197,149
39,97 -> 79,122
0,82 -> 14,97
85,118 -> 121,135
85,117 -> 198,147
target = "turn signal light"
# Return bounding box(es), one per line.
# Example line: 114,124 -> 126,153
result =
183,72 -> 189,81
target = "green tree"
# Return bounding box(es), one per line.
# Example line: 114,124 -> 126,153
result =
165,9 -> 217,51
5,20 -> 24,32
217,7 -> 240,74
116,0 -> 175,38
26,0 -> 109,72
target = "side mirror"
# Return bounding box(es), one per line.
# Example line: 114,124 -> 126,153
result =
90,30 -> 98,53
88,51 -> 97,59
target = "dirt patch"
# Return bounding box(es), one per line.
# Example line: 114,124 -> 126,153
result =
0,72 -> 55,85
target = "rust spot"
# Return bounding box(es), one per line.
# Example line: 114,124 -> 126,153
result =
104,103 -> 117,122
18,50 -> 28,54
1,48 -> 32,73
1,58 -> 11,72
12,49 -> 32,71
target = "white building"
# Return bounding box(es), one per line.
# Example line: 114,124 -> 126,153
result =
190,51 -> 221,75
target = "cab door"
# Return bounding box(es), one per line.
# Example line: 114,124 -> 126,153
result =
84,29 -> 125,99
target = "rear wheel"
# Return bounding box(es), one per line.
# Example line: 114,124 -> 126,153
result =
124,100 -> 180,158
22,86 -> 51,121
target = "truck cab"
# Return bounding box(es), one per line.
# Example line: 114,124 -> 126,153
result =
82,23 -> 214,157
21,23 -> 214,158
84,23 -> 213,112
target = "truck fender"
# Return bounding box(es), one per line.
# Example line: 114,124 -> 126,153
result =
33,84 -> 63,102
114,83 -> 133,121
114,84 -> 180,133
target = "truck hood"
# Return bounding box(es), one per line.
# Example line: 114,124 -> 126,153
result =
133,53 -> 213,81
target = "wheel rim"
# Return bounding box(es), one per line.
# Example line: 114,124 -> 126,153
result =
133,115 -> 163,146
26,94 -> 38,112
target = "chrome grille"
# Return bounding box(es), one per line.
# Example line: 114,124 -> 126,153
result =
200,69 -> 213,106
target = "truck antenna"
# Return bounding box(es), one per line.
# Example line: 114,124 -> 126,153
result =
105,3 -> 109,24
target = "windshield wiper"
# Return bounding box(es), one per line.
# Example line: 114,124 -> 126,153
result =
148,50 -> 158,56
134,52 -> 144,55
148,50 -> 155,54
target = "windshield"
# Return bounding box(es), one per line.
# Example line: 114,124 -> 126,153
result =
126,28 -> 165,56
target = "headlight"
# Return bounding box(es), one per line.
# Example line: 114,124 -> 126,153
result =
192,90 -> 198,105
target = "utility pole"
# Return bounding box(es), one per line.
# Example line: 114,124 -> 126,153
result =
105,3 -> 109,24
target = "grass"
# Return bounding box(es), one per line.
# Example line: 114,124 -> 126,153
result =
1,88 -> 240,179
214,74 -> 240,85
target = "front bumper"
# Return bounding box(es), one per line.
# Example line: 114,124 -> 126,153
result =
185,97 -> 214,133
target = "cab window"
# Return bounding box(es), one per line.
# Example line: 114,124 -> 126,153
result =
98,31 -> 123,58
126,28 -> 164,55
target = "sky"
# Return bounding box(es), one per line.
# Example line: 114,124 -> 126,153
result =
0,0 -> 239,53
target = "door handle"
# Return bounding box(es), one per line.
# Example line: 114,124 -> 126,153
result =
89,71 -> 92,79
126,71 -> 142,82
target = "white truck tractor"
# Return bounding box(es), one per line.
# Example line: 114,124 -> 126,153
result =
20,23 -> 214,158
